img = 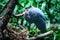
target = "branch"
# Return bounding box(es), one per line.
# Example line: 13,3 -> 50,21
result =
0,0 -> 10,14
0,0 -> 18,39
1,0 -> 18,31
12,12 -> 25,18
26,30 -> 53,40
50,24 -> 60,27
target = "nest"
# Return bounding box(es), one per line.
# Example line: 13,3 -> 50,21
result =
3,23 -> 29,40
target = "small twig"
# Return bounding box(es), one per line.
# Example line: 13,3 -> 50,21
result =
26,30 -> 53,40
18,25 -> 28,30
12,12 -> 25,18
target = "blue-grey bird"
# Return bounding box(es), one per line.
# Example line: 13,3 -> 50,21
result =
24,7 -> 46,33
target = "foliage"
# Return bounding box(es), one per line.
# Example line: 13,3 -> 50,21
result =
0,0 -> 60,40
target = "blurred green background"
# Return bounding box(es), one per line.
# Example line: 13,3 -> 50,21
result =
0,0 -> 60,40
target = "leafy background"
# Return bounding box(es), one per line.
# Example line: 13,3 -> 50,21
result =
0,0 -> 60,40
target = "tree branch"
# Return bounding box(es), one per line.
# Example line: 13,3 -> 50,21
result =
0,0 -> 10,14
26,30 -> 53,40
1,0 -> 18,32
0,0 -> 18,39
12,12 -> 25,18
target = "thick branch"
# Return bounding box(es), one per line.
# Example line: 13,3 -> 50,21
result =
1,0 -> 18,31
26,30 -> 53,40
0,0 -> 10,14
0,0 -> 18,39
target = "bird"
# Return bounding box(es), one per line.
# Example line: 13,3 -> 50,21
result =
24,7 -> 46,33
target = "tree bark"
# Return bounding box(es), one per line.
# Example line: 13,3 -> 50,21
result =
0,0 -> 18,40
